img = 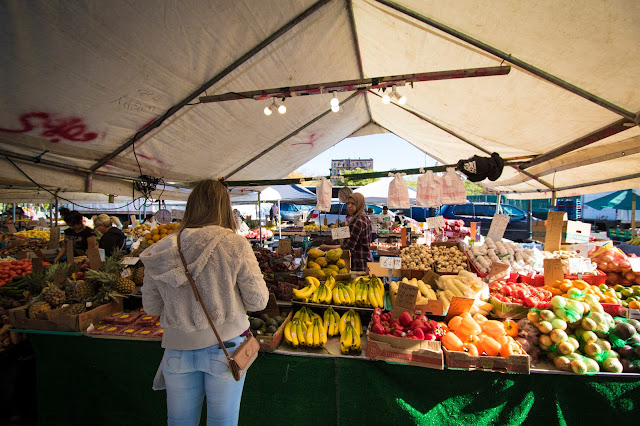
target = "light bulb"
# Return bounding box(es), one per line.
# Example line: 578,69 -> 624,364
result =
278,104 -> 287,114
397,95 -> 407,105
263,106 -> 273,116
381,93 -> 391,104
331,105 -> 340,112
330,93 -> 339,107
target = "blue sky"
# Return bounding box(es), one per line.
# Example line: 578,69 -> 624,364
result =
297,133 -> 438,176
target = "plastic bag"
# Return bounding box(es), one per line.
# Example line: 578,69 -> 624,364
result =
440,168 -> 466,204
416,170 -> 442,207
315,177 -> 332,212
387,173 -> 410,209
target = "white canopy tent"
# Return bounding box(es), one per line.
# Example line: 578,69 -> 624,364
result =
354,177 -> 417,205
0,0 -> 639,203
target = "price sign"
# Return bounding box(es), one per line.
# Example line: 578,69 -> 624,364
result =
424,216 -> 446,229
7,223 -> 17,234
629,257 -> 640,273
276,239 -> 291,255
38,217 -> 48,227
121,257 -> 140,266
487,214 -> 510,241
568,258 -> 593,275
48,227 -> 61,249
488,261 -> 511,282
121,268 -> 132,278
444,297 -> 475,323
392,282 -> 419,317
130,215 -> 137,227
331,226 -> 350,240
380,256 -> 402,269
544,258 -> 564,286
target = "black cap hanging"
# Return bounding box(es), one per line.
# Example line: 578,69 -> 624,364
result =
456,152 -> 505,182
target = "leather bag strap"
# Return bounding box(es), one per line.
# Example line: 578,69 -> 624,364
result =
176,229 -> 232,361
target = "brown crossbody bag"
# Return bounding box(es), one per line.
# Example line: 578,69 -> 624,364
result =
177,229 -> 259,381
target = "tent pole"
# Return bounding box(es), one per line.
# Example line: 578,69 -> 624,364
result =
258,192 -> 262,247
278,199 -> 281,240
527,200 -> 532,241
12,204 -> 16,224
551,191 -> 557,208
54,197 -> 59,226
632,193 -> 637,238
374,0 -> 636,122
496,193 -> 502,214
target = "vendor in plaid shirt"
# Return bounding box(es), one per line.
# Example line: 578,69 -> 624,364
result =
340,193 -> 373,271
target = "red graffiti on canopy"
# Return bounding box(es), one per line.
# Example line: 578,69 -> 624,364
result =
292,132 -> 320,148
0,112 -> 99,143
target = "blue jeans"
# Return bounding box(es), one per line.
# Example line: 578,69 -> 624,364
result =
162,336 -> 247,426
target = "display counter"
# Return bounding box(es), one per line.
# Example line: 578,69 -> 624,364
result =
25,331 -> 640,425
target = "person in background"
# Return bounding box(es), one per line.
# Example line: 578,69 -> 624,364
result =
53,211 -> 96,262
322,194 -> 373,272
141,179 -> 269,425
378,205 -> 393,230
93,214 -> 126,257
233,209 -> 249,235
269,203 -> 279,223
142,214 -> 155,227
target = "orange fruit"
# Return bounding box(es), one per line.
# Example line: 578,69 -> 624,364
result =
152,234 -> 160,242
144,234 -> 152,241
150,228 -> 159,236
160,228 -> 167,234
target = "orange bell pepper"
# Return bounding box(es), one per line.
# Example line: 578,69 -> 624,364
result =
448,316 -> 462,332
472,313 -> 488,325
479,335 -> 501,357
462,343 -> 479,357
503,320 -> 518,338
481,320 -> 506,339
442,331 -> 464,351
499,340 -> 523,358
459,317 -> 481,336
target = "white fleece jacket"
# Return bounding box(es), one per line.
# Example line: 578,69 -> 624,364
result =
140,225 -> 269,350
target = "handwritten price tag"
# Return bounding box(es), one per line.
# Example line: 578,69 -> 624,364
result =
380,256 -> 402,269
487,214 -> 510,241
629,257 -> 640,273
121,257 -> 140,266
568,258 -> 592,274
331,226 -> 350,240
424,216 -> 446,229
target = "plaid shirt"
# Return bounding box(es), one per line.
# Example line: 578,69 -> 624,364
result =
341,215 -> 373,272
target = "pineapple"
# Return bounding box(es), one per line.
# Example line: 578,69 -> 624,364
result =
43,284 -> 66,308
66,303 -> 86,315
67,280 -> 95,302
85,269 -> 116,292
115,277 -> 136,295
28,301 -> 52,319
132,267 -> 145,286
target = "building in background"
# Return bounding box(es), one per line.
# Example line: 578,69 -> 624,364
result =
330,158 -> 373,183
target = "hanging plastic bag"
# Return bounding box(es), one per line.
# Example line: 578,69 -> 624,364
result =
416,170 -> 442,207
440,168 -> 466,205
315,177 -> 332,212
387,173 -> 410,209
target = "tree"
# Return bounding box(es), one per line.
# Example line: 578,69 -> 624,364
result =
335,168 -> 379,186
464,179 -> 485,195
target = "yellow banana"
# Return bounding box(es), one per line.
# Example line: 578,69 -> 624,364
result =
325,275 -> 336,290
305,276 -> 320,288
373,285 -> 384,308
343,324 -> 353,347
311,289 -> 318,303
306,320 -> 315,346
319,321 -> 327,347
313,320 -> 320,347
340,342 -> 349,354
290,319 -> 299,347
333,287 -> 341,305
297,321 -> 306,346
368,284 -> 378,308
352,326 -> 361,350
284,321 -> 293,343
344,285 -> 355,305
293,285 -> 314,299
328,310 -> 336,335
339,311 -> 349,334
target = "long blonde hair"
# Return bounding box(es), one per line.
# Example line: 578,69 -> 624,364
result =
180,180 -> 237,231
93,214 -> 121,228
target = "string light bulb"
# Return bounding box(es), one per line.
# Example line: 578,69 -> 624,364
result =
278,103 -> 287,114
330,92 -> 339,108
263,105 -> 273,116
391,86 -> 407,105
381,91 -> 391,104
331,105 -> 340,112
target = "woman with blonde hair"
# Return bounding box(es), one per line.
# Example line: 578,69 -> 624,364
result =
141,179 -> 269,425
93,214 -> 126,257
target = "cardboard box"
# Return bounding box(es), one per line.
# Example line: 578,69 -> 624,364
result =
252,293 -> 292,352
560,239 -> 611,257
10,300 -> 122,332
443,347 -> 530,374
365,330 -> 444,369
368,262 -> 401,278
303,249 -> 351,280
489,296 -> 528,319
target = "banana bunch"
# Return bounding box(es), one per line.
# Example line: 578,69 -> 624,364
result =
627,237 -> 640,246
323,307 -> 341,336
332,283 -> 355,305
353,275 -> 384,308
284,307 -> 327,347
307,276 -> 337,304
292,277 -> 321,300
339,309 -> 362,354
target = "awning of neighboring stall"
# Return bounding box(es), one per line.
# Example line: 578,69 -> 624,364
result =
585,190 -> 640,211
1,0 -> 639,202
230,185 -> 317,205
